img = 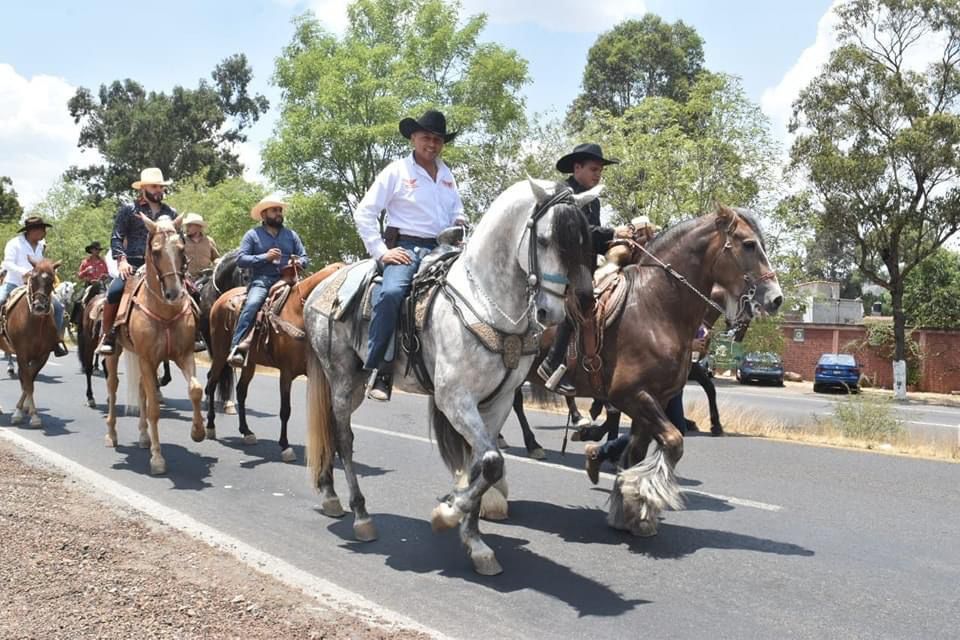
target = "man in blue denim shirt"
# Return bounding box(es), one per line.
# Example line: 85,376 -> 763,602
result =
227,193 -> 309,366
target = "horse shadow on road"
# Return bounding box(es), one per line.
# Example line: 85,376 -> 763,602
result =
501,499 -> 814,561
110,443 -> 217,490
328,513 -> 649,618
214,438 -> 392,478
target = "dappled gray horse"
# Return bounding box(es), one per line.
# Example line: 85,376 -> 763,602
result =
303,178 -> 594,575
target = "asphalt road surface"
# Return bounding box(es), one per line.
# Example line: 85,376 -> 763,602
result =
2,359 -> 958,639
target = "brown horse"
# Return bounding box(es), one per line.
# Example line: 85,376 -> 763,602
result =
539,206 -> 782,536
103,215 -> 204,475
0,257 -> 62,426
204,263 -> 345,461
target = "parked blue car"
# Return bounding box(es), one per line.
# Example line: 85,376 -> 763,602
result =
737,352 -> 785,386
813,353 -> 861,393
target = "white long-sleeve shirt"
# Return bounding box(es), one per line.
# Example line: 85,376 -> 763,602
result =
2,235 -> 46,286
354,153 -> 465,260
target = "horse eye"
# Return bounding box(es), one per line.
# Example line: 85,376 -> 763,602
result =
537,235 -> 549,248
743,240 -> 757,251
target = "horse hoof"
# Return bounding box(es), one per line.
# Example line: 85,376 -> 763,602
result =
320,498 -> 345,518
631,521 -> 658,537
430,502 -> 461,532
574,416 -> 591,429
711,426 -> 724,437
480,489 -> 508,521
149,458 -> 167,475
496,434 -> 508,449
190,427 -> 205,443
29,415 -> 42,428
138,435 -> 151,449
353,519 -> 378,542
528,447 -> 546,460
10,410 -> 24,425
104,435 -> 117,448
86,398 -> 96,408
242,433 -> 258,446
205,428 -> 217,441
280,447 -> 296,463
471,551 -> 503,576
223,401 -> 237,415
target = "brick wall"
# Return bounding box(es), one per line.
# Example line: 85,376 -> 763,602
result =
779,322 -> 960,393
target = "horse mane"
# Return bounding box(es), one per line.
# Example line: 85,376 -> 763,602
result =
645,206 -> 766,254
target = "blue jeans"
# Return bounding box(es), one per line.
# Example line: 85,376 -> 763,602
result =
231,275 -> 279,348
0,281 -> 63,336
106,275 -> 126,304
596,392 -> 686,464
365,238 -> 436,370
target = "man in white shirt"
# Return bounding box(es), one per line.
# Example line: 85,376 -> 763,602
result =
354,109 -> 466,401
0,216 -> 68,356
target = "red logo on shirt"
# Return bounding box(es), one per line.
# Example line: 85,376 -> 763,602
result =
442,179 -> 454,188
403,178 -> 418,189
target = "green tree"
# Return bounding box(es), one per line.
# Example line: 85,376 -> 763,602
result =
66,54 -> 269,202
581,73 -> 780,226
567,14 -> 705,129
0,176 -> 24,224
263,0 -> 529,259
165,175 -> 267,253
902,248 -> 960,328
788,0 -> 960,374
740,315 -> 785,356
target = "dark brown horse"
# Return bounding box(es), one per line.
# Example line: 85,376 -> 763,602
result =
104,215 -> 204,475
0,257 -> 62,426
77,288 -> 107,408
530,206 -> 782,536
204,263 -> 345,460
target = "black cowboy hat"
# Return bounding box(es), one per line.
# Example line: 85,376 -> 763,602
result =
17,215 -> 53,234
556,143 -> 620,174
85,241 -> 103,253
399,110 -> 458,143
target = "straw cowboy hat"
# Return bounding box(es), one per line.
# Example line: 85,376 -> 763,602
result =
631,215 -> 659,232
399,110 -> 458,143
18,215 -> 53,234
131,167 -> 173,190
250,192 -> 289,221
556,143 -> 620,174
85,241 -> 103,253
181,212 -> 208,228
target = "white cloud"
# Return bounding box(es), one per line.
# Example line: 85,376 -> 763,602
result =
307,0 -> 646,34
0,63 -> 94,209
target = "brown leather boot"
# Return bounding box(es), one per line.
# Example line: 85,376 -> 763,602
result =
97,303 -> 118,355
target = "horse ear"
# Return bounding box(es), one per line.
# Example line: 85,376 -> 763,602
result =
572,184 -> 604,209
527,175 -> 549,203
714,204 -> 737,229
139,213 -> 157,233
27,255 -> 37,267
171,213 -> 184,230
52,260 -> 62,271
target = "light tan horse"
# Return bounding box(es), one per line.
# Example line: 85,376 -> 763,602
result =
0,257 -> 62,426
104,215 -> 204,475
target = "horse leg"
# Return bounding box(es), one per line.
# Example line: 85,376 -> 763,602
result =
567,396 -> 590,428
138,357 -> 165,475
104,354 -> 120,447
608,391 -> 684,537
278,372 -> 295,462
604,407 -> 622,442
203,359 -> 221,440
692,364 -> 724,436
236,364 -> 257,445
317,467 -> 344,518
6,352 -> 15,378
174,354 -> 205,443
332,375 -> 377,542
136,376 -> 150,449
589,398 -> 605,422
26,358 -> 46,428
512,388 -> 545,459
11,364 -> 26,424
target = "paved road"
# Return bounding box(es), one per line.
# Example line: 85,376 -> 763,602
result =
2,360 -> 959,639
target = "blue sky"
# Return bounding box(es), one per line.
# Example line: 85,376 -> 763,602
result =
1,0 -> 838,207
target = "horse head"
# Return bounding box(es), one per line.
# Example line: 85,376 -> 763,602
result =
520,178 -> 592,326
708,205 -> 783,327
25,256 -> 61,316
140,214 -> 187,302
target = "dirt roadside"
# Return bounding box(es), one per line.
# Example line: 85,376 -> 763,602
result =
0,439 -> 430,640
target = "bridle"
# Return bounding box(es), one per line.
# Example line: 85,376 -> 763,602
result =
146,227 -> 188,302
25,270 -> 54,316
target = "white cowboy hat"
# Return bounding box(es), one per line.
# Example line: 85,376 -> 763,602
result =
250,192 -> 288,221
131,167 -> 173,189
181,212 -> 207,228
631,215 -> 659,231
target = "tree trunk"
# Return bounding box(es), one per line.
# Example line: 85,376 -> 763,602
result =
890,282 -> 906,362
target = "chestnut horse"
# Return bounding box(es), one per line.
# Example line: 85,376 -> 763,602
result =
0,257 -> 62,426
103,215 -> 204,475
203,262 -> 344,461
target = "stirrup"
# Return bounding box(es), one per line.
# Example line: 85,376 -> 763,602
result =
227,346 -> 246,367
538,362 -> 575,395
366,370 -> 393,402
97,333 -> 116,355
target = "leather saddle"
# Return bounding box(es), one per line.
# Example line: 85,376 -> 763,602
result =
225,278 -> 306,346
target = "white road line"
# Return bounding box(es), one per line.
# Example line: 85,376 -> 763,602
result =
904,420 -> 960,430
0,429 -> 453,640
351,423 -> 784,513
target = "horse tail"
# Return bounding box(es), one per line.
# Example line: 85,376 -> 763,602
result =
124,351 -> 141,416
430,398 -> 470,474
305,349 -> 336,489
76,310 -> 88,371
527,381 -> 564,409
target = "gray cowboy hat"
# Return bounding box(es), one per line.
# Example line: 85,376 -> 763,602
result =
399,110 -> 458,143
556,143 -> 620,174
18,215 -> 53,234
85,241 -> 103,253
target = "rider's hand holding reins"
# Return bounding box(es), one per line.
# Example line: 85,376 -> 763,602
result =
118,259 -> 134,279
380,247 -> 413,266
